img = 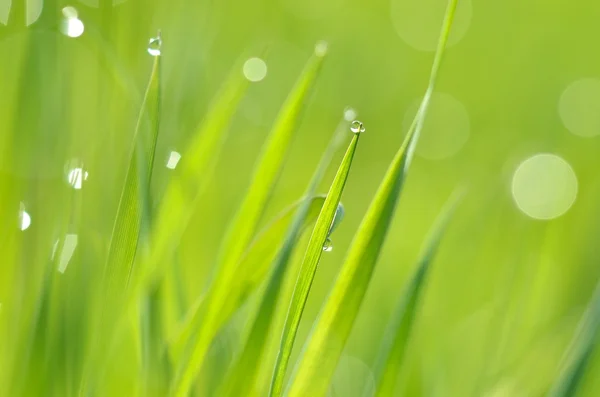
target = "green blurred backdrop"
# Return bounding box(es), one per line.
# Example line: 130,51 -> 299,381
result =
2,0 -> 600,395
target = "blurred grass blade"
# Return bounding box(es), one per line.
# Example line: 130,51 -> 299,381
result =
268,127 -> 361,397
285,2 -> 458,396
547,280 -> 600,397
372,191 -> 462,397
170,45 -> 327,397
168,195 -> 328,362
103,38 -> 162,296
135,54 -> 254,291
221,118 -> 359,397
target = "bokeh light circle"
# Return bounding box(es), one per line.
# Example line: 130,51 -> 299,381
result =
243,57 -> 267,82
402,92 -> 470,160
390,0 -> 473,51
558,78 -> 600,137
511,153 -> 578,220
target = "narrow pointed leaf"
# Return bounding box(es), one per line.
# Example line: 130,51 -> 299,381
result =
103,47 -> 161,297
170,46 -> 326,397
372,191 -> 462,397
547,280 -> 600,397
285,2 -> 458,396
269,127 -> 361,397
222,118 -> 358,397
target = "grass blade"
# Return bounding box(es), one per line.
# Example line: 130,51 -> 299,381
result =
135,54 -> 254,291
284,2 -> 458,396
168,195 -> 329,362
269,124 -> 362,397
221,118 -> 359,397
372,191 -> 462,397
547,280 -> 600,397
103,35 -> 162,297
170,44 -> 327,397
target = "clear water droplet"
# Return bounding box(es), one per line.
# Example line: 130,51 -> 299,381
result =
323,238 -> 333,252
147,33 -> 162,56
350,120 -> 365,134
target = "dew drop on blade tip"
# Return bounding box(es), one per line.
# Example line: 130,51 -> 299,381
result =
147,33 -> 162,56
322,238 -> 333,252
350,120 -> 365,134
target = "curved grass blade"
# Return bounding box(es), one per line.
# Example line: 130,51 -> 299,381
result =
547,280 -> 600,397
168,195 -> 328,362
170,45 -> 327,397
285,2 -> 458,396
220,117 -> 358,397
372,191 -> 462,397
103,35 -> 162,297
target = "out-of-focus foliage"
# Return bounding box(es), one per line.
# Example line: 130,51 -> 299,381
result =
1,0 -> 600,395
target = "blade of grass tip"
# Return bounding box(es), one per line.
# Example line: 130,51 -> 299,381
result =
92,46 -> 257,394
547,279 -> 600,397
268,121 -> 362,397
372,190 -> 463,397
103,31 -> 162,298
168,195 -> 328,362
170,43 -> 327,397
220,114 -> 358,397
79,32 -> 162,396
284,2 -> 458,396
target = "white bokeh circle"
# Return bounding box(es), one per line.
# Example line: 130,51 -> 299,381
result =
511,153 -> 578,220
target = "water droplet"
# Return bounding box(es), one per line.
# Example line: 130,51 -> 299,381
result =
350,120 -> 365,134
147,33 -> 162,56
19,203 -> 31,231
67,167 -> 88,190
323,238 -> 333,252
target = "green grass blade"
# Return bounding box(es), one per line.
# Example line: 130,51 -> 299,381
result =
269,126 -> 362,397
547,280 -> 600,397
372,191 -> 462,397
285,2 -> 458,396
221,118 -> 359,397
170,45 -> 327,397
136,55 -> 253,291
167,195 -> 328,362
103,38 -> 162,297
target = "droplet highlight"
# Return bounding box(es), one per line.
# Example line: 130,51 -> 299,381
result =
322,238 -> 333,252
19,203 -> 31,231
350,120 -> 365,134
147,33 -> 162,57
60,6 -> 85,38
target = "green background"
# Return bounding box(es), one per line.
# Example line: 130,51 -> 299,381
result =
2,0 -> 600,395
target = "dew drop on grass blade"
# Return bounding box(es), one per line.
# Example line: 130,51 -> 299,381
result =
219,116 -> 360,397
282,1 -> 459,396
